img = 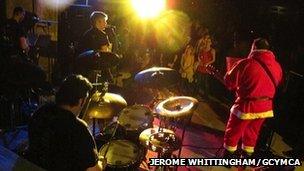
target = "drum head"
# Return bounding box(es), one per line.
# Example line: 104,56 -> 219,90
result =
99,140 -> 140,167
118,105 -> 152,131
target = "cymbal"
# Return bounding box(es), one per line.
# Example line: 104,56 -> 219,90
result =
155,96 -> 198,118
134,67 -> 180,88
77,50 -> 120,70
139,127 -> 181,153
87,91 -> 127,119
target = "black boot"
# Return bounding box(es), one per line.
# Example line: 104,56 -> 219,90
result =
222,149 -> 237,168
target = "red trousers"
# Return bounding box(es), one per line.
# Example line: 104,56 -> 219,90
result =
224,114 -> 265,153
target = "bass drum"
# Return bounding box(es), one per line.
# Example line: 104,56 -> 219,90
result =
99,140 -> 145,171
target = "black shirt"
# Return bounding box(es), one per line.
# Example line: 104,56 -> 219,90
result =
81,27 -> 110,52
28,104 -> 98,171
3,19 -> 26,52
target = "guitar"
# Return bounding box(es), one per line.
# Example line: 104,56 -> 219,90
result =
205,64 -> 226,85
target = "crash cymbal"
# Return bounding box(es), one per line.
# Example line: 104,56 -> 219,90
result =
76,50 -> 120,70
139,127 -> 181,153
134,67 -> 180,88
87,91 -> 127,119
155,96 -> 198,118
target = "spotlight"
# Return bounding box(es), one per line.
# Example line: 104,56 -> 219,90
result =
131,0 -> 166,19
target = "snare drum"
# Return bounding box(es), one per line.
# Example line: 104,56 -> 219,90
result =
118,105 -> 153,142
99,140 -> 145,170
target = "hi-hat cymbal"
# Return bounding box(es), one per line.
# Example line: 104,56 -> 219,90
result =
134,67 -> 180,88
155,96 -> 198,118
87,91 -> 127,119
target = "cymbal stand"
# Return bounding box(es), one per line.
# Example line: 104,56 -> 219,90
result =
81,70 -> 109,136
177,114 -> 193,158
158,113 -> 194,158
93,70 -> 109,136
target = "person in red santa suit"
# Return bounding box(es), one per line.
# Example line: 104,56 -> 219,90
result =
223,38 -> 283,158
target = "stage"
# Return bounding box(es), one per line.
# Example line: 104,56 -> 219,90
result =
1,93 -> 300,171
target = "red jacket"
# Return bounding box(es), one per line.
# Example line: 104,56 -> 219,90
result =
224,50 -> 282,119
197,49 -> 214,73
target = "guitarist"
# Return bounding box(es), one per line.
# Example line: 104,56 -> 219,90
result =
222,38 -> 282,158
3,7 -> 30,58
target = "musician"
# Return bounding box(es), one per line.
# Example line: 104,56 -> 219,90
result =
195,34 -> 216,99
28,75 -> 104,171
4,6 -> 30,55
223,38 -> 282,158
81,11 -> 111,53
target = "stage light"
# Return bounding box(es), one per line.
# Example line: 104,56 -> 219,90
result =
131,0 -> 166,19
39,0 -> 75,10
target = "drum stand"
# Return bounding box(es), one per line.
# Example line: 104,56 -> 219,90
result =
82,70 -> 109,136
158,113 -> 193,158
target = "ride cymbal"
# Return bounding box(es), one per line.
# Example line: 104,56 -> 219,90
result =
134,67 -> 180,88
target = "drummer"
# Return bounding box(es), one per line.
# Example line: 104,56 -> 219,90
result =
27,75 -> 105,170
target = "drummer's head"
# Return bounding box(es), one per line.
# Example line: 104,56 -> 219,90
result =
56,75 -> 93,115
90,11 -> 108,31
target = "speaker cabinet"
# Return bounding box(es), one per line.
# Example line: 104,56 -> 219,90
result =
58,5 -> 92,59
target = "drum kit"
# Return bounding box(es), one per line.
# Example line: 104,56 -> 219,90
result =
78,52 -> 198,170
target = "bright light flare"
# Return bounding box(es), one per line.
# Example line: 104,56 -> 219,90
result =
39,0 -> 75,10
131,0 -> 166,19
155,10 -> 191,53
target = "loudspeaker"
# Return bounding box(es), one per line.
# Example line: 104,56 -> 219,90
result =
58,5 -> 92,59
57,5 -> 92,77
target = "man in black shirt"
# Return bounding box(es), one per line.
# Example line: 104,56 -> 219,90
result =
81,11 -> 111,53
4,7 -> 29,55
28,75 -> 104,171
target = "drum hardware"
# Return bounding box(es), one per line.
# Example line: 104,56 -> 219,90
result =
96,105 -> 154,170
117,105 -> 153,143
85,91 -> 127,136
139,127 -> 178,152
155,96 -> 198,158
99,120 -> 122,167
78,51 -> 126,136
139,127 -> 181,171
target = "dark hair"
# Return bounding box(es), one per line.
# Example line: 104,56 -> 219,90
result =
55,75 -> 93,106
13,6 -> 24,16
253,38 -> 270,50
90,11 -> 108,26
